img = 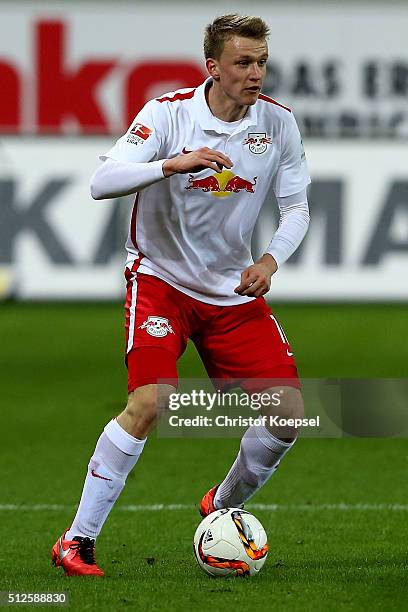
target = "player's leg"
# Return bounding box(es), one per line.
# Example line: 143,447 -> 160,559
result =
52,375 -> 176,576
64,381 -> 174,540
52,273 -> 189,575
196,299 -> 302,513
212,385 -> 303,510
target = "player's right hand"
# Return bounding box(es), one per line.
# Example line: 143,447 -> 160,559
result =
163,147 -> 233,177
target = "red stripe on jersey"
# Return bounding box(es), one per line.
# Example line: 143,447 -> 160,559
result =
156,89 -> 196,103
258,93 -> 292,113
130,194 -> 146,260
130,193 -> 139,250
124,255 -> 143,284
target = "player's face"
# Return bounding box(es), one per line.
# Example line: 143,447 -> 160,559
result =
210,36 -> 268,106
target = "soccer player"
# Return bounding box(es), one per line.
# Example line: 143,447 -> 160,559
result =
52,14 -> 310,576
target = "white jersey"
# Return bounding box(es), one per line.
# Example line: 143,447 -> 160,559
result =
102,78 -> 311,305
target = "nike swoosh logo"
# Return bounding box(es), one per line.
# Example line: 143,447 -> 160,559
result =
287,349 -> 294,357
91,469 -> 112,481
59,537 -> 71,561
182,147 -> 193,154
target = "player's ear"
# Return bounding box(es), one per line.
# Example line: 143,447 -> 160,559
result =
206,58 -> 220,81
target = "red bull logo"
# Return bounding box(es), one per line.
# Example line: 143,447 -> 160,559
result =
185,174 -> 220,193
185,170 -> 257,198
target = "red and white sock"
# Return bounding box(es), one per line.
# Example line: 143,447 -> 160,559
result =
65,419 -> 145,541
214,424 -> 295,509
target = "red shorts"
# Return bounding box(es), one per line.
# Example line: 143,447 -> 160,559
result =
124,266 -> 300,394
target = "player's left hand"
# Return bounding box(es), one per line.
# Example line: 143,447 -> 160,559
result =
234,254 -> 278,297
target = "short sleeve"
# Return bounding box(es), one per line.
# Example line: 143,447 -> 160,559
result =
273,113 -> 311,198
100,100 -> 165,163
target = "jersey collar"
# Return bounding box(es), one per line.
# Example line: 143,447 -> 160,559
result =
193,78 -> 257,134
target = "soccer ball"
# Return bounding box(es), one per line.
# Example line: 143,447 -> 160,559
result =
193,508 -> 268,577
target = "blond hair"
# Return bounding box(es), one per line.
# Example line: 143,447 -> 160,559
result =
204,14 -> 270,60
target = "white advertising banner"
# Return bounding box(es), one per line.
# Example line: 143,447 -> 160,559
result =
0,2 -> 407,138
0,138 -> 407,300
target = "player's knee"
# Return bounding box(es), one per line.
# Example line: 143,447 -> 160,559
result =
261,386 -> 303,420
278,387 -> 304,421
126,389 -> 157,426
124,384 -> 173,433
270,387 -> 304,440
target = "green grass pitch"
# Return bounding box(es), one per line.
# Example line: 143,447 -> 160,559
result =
0,302 -> 407,611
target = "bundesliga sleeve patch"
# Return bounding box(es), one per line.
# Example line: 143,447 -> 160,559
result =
126,123 -> 153,145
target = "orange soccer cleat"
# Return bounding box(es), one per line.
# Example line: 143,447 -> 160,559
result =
199,485 -> 220,517
51,531 -> 104,577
